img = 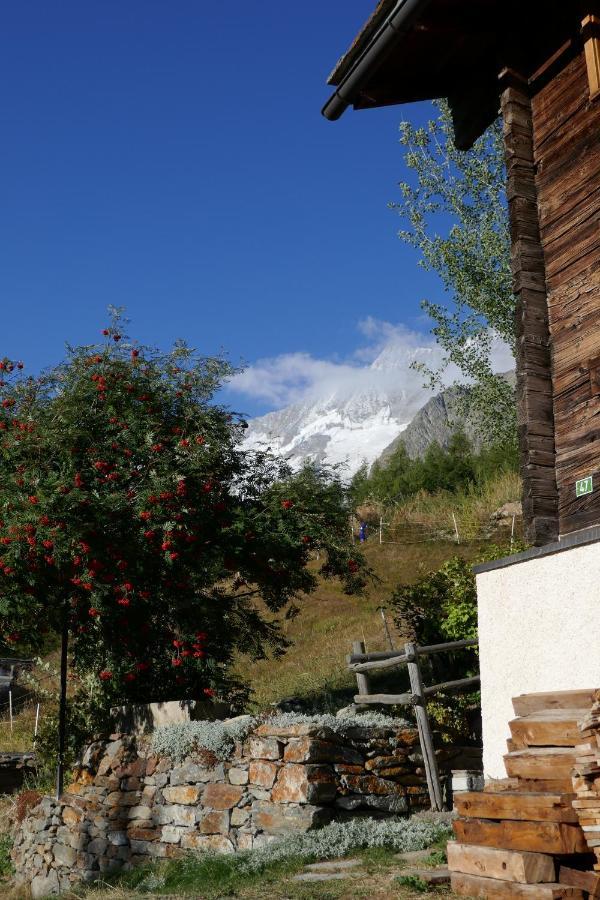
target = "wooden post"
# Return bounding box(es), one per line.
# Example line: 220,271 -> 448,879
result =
8,690 -> 13,735
452,512 -> 460,544
404,641 -> 443,811
379,607 -> 394,651
499,67 -> 559,546
351,640 -> 370,701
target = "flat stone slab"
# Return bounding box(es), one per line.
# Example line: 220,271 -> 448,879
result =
395,849 -> 435,863
397,866 -> 450,885
305,859 -> 362,872
293,872 -> 351,883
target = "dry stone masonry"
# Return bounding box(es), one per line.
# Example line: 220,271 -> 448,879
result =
12,716 -> 475,896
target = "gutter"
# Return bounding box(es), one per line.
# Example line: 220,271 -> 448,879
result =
321,0 -> 432,121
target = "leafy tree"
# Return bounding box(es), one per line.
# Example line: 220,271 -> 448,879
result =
0,311 -> 366,715
392,101 -> 516,446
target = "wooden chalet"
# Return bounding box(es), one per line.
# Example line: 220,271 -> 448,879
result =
323,1 -> 600,545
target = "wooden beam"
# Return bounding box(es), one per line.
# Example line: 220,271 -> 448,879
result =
582,15 -> 600,100
447,841 -> 556,883
500,67 -> 559,545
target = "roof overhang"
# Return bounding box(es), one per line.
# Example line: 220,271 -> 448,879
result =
322,0 -> 587,148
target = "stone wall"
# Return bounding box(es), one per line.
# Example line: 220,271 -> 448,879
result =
12,718 -> 477,896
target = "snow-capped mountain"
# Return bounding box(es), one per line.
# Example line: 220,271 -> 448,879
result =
242,344 -> 438,477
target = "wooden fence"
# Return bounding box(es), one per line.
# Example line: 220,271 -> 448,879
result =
347,637 -> 479,811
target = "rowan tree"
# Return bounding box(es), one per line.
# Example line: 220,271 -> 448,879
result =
0,312 -> 366,712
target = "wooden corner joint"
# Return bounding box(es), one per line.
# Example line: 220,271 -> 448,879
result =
582,15 -> 600,100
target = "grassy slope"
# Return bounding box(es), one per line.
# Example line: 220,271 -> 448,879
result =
234,536 -> 492,712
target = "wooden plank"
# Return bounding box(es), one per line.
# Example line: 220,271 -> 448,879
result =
559,865 -> 600,898
512,691 -> 595,717
453,818 -> 587,854
454,791 -> 578,823
517,777 -> 577,794
451,871 -> 584,898
447,841 -> 555,883
504,748 -> 576,780
509,709 -> 588,748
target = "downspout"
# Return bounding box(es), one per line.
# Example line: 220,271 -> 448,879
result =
321,0 -> 432,121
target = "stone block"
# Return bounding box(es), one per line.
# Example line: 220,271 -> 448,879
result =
107,831 -> 128,846
339,774 -> 404,796
31,869 -> 60,898
170,761 -> 223,785
284,738 -> 361,765
87,837 -> 108,855
236,832 -> 253,850
271,764 -> 336,804
53,842 -> 77,866
126,826 -> 160,841
198,809 -> 229,834
162,785 -> 201,804
62,806 -> 83,825
181,833 -> 234,853
172,805 -> 197,826
249,760 -> 278,789
126,805 -> 153,820
245,736 -> 281,759
252,801 -> 333,835
228,767 -> 249,785
231,806 -> 250,826
106,790 -> 140,807
129,839 -> 164,857
364,754 -> 409,772
202,783 -> 243,809
161,825 -> 187,844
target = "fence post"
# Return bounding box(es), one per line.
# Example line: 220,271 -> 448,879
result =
351,640 -> 370,701
379,516 -> 383,544
404,641 -> 443,811
452,512 -> 460,544
378,607 -> 394,651
8,690 -> 13,735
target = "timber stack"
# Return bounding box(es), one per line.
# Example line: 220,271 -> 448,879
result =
572,692 -> 600,877
449,689 -> 600,898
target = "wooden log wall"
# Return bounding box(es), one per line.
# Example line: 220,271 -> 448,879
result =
500,71 -> 559,545
532,48 -> 600,535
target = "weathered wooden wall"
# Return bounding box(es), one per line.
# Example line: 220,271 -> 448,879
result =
533,49 -> 600,535
501,71 -> 558,545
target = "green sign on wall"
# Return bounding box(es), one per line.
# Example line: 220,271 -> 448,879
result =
576,476 -> 594,497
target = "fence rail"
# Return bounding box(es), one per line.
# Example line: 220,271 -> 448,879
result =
347,637 -> 479,812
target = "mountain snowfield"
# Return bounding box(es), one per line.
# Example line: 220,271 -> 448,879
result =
243,344 -> 440,477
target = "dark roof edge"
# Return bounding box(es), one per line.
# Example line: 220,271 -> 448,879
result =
321,0 -> 432,121
473,525 -> 600,575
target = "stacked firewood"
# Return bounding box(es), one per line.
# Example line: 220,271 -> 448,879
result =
572,692 -> 600,880
449,689 -> 600,898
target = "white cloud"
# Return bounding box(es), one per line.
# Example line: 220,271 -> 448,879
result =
227,319 -> 514,411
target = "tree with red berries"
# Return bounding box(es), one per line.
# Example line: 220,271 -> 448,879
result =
0,312 -> 366,724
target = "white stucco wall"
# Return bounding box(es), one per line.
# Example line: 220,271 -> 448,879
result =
477,539 -> 600,778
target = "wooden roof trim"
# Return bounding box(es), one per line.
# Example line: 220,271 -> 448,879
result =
327,0 -> 395,87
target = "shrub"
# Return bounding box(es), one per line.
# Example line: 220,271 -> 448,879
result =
389,543 -> 525,740
151,711 -> 409,763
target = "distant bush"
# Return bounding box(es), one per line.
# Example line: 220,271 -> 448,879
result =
350,430 -> 518,508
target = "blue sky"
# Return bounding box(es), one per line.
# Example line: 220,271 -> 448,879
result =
0,1 -> 447,416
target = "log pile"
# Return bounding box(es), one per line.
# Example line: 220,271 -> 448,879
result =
449,689 -> 600,898
572,691 -> 600,882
